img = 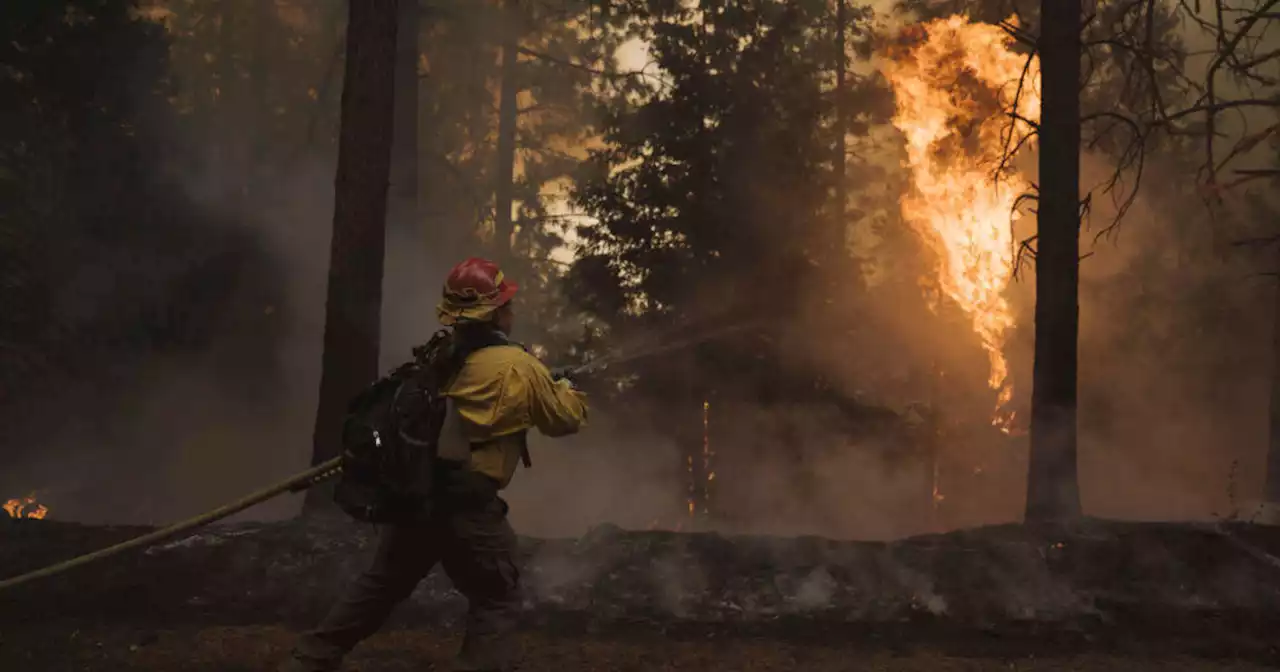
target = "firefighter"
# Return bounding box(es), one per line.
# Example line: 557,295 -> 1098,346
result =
282,257 -> 589,672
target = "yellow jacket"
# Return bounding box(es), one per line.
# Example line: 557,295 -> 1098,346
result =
442,344 -> 587,488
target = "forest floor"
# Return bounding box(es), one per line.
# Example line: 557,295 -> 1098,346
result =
4,517 -> 1280,670
5,621 -> 1279,671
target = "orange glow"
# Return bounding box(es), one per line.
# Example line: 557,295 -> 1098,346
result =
701,399 -> 713,512
4,495 -> 48,520
686,453 -> 696,517
882,16 -> 1040,430
931,460 -> 944,506
683,399 -> 715,519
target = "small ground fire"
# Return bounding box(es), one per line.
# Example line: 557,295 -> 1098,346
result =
4,495 -> 48,520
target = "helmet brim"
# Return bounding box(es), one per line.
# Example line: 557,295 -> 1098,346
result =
437,279 -> 519,326
494,279 -> 519,306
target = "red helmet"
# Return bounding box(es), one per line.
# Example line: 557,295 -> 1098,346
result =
436,257 -> 519,325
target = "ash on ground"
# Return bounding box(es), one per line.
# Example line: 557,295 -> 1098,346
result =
3,517 -> 1280,668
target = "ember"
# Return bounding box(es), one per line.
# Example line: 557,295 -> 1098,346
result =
686,398 -> 714,519
701,399 -> 714,512
4,495 -> 48,520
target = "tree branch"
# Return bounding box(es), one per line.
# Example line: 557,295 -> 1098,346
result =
517,46 -> 670,91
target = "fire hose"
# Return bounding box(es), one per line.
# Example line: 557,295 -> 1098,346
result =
0,317 -> 762,593
0,457 -> 344,592
555,319 -> 764,379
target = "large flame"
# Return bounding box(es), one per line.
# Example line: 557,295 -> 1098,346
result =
881,16 -> 1040,429
4,494 -> 48,520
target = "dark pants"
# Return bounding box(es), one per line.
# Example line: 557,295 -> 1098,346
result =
284,469 -> 521,672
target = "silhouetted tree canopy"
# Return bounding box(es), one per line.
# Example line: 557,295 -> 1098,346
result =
567,0 -> 899,432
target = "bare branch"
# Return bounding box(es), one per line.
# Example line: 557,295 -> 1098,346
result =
996,19 -> 1038,48
1012,234 -> 1038,280
517,47 -> 670,91
1091,0 -> 1279,205
995,50 -> 1040,182
1008,112 -> 1041,131
1235,46 -> 1280,73
1164,97 -> 1280,123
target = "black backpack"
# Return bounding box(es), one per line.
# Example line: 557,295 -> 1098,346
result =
334,329 -> 457,523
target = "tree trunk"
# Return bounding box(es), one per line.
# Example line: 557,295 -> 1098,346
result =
249,0 -> 274,198
302,3 -> 348,153
304,0 -> 400,512
216,0 -> 236,108
834,0 -> 847,220
380,0 -> 424,367
390,0 -> 419,238
493,0 -> 520,258
699,394 -> 715,520
1265,275 -> 1280,503
215,0 -> 238,193
1025,0 -> 1083,523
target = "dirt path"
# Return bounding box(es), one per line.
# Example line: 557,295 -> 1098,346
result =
3,624 -> 1277,672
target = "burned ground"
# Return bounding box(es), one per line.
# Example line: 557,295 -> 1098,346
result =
3,518 -> 1280,670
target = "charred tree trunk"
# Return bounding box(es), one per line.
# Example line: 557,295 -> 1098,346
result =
493,0 -> 521,258
1025,0 -> 1083,523
380,0 -> 423,366
304,0 -> 400,512
1265,275 -> 1280,503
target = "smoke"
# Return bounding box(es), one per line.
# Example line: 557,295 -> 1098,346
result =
506,412 -> 686,537
0,150 -> 336,524
4,1 -> 1276,549
0,1 -> 687,532
793,566 -> 840,611
0,0 -> 342,522
1071,155 -> 1274,521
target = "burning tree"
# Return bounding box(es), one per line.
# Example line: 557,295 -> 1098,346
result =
880,17 -> 1041,433
879,5 -> 1087,522
879,14 -> 1079,521
885,0 -> 1239,522
898,0 -> 1280,523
